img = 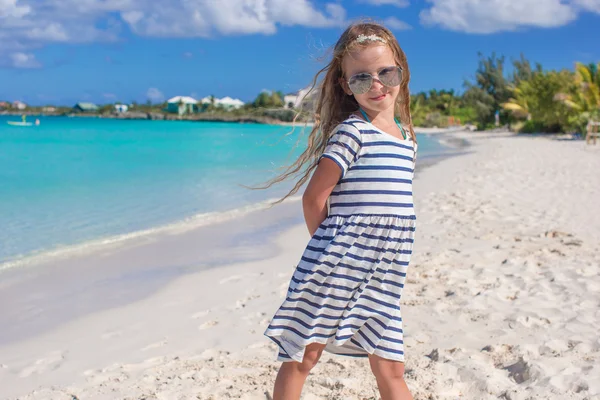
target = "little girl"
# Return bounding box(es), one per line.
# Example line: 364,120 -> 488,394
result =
264,21 -> 417,400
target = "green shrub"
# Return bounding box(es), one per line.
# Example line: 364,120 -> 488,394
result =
449,107 -> 477,124
260,108 -> 297,122
519,120 -> 562,133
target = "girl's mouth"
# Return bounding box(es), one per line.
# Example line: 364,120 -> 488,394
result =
370,93 -> 387,101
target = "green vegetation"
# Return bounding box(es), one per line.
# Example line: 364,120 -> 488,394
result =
410,89 -> 476,128
411,54 -> 600,134
252,90 -> 285,108
412,53 -> 599,135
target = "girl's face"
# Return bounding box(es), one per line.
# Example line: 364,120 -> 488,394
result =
341,44 -> 400,114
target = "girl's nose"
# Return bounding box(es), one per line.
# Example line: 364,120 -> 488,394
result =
370,78 -> 385,91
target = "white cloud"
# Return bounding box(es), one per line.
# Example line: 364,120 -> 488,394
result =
360,0 -> 410,6
572,0 -> 600,12
420,0 -> 578,33
325,3 -> 347,21
384,17 -> 412,30
25,23 -> 70,41
123,0 -> 346,37
9,52 -> 41,68
0,0 -> 32,18
0,0 -> 346,67
146,88 -> 164,102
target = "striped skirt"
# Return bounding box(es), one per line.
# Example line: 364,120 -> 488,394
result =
264,213 -> 415,363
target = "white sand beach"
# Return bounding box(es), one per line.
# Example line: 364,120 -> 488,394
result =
1,132 -> 600,399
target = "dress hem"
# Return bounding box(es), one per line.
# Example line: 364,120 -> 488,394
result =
264,331 -> 406,364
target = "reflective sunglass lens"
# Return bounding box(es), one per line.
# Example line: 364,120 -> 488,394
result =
379,67 -> 402,87
348,75 -> 372,94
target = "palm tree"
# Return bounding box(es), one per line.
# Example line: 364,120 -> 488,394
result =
556,62 -> 599,112
502,84 -> 531,120
552,62 -> 600,134
574,62 -> 600,111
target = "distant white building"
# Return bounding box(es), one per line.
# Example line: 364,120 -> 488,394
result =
114,104 -> 128,113
217,96 -> 244,110
200,96 -> 214,105
284,87 -> 312,109
199,96 -> 244,110
12,100 -> 27,110
167,96 -> 198,115
283,94 -> 298,109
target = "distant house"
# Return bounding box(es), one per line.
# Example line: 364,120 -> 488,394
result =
114,104 -> 129,113
167,96 -> 198,115
217,96 -> 244,110
199,96 -> 213,106
199,96 -> 244,111
73,102 -> 99,113
0,101 -> 9,110
283,94 -> 298,109
42,106 -> 57,113
12,100 -> 27,110
284,87 -> 312,109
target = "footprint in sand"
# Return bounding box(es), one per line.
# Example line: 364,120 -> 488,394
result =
248,341 -> 272,350
242,311 -> 267,321
199,320 -> 219,330
233,294 -> 260,310
219,273 -> 258,285
101,329 -> 123,340
141,339 -> 168,351
19,351 -> 66,378
191,310 -> 210,319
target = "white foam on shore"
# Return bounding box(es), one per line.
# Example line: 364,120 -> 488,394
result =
0,196 -> 302,273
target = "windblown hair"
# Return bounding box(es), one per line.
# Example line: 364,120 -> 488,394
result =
262,21 -> 415,203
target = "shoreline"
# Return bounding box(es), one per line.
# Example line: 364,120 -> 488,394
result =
1,111 -> 307,125
0,130 -> 466,274
0,196 -> 302,274
2,131 -> 599,398
1,112 -> 470,131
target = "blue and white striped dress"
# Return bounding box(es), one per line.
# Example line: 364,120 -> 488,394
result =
264,114 -> 417,363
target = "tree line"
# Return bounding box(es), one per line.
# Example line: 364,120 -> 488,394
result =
409,53 -> 599,134
4,53 -> 597,133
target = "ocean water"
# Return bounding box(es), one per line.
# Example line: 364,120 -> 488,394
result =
0,115 -> 448,269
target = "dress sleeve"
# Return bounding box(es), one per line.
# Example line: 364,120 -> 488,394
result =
319,123 -> 362,178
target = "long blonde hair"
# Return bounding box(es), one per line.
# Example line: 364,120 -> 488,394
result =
263,21 -> 415,203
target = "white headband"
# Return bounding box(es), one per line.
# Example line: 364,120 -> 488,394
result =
355,34 -> 387,44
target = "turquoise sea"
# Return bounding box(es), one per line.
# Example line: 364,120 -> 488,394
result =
0,115 -> 448,269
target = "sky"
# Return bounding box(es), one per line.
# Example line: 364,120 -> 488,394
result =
1,0 -> 599,106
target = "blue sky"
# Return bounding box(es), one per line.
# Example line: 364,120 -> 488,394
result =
1,0 -> 599,106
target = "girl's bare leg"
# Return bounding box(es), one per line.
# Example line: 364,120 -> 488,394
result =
368,354 -> 413,400
272,342 -> 326,400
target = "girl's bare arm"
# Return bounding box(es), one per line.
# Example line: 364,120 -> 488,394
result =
302,158 -> 342,236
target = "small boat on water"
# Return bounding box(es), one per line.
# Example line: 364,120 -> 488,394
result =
6,115 -> 39,127
7,121 -> 34,127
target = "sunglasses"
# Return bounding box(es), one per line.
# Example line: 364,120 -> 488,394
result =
346,66 -> 403,95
